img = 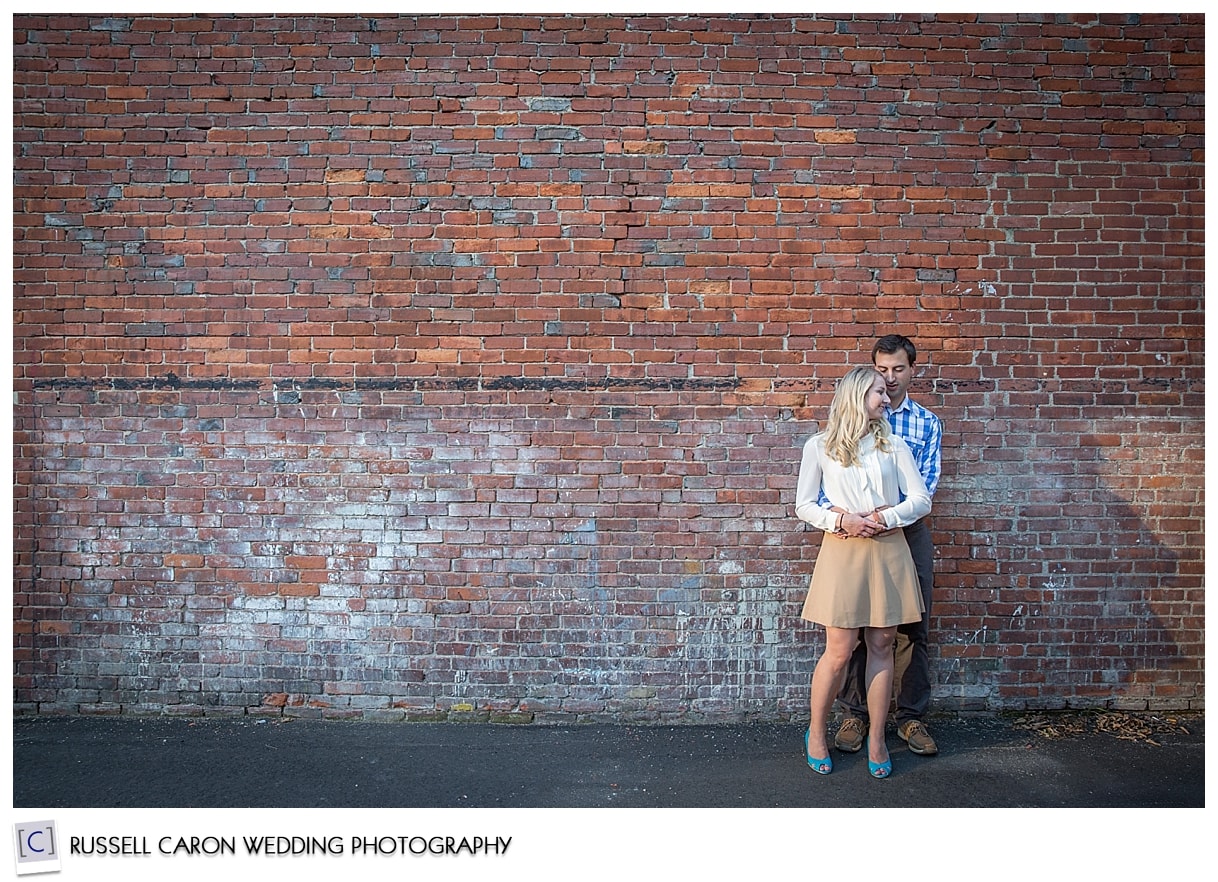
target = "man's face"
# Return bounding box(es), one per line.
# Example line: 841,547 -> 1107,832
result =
873,348 -> 913,409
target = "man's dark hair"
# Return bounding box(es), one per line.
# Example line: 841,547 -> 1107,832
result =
872,334 -> 917,365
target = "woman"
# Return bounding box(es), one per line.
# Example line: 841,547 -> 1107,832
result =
795,366 -> 931,778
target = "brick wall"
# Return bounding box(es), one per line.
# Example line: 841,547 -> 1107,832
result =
13,14 -> 1204,721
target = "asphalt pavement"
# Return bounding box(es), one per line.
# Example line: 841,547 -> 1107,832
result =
12,711 -> 1205,808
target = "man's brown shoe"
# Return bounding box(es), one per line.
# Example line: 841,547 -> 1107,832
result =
898,720 -> 938,756
833,717 -> 867,753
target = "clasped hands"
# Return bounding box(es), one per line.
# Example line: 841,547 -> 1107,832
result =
831,506 -> 893,539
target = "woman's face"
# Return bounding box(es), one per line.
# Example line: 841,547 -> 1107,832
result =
864,373 -> 891,421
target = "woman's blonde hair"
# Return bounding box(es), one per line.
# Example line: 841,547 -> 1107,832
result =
823,366 -> 891,467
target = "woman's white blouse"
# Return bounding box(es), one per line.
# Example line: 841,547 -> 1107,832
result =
795,433 -> 931,533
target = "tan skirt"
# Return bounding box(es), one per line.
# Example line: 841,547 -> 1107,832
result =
801,530 -> 925,629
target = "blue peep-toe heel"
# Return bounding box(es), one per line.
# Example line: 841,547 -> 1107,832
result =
805,728 -> 833,775
868,756 -> 892,779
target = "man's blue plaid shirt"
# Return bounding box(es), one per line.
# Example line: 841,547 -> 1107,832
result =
887,395 -> 942,497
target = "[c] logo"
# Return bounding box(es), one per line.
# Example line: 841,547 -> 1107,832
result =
13,820 -> 61,876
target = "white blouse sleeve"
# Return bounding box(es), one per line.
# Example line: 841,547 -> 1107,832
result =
879,437 -> 932,529
794,435 -> 838,532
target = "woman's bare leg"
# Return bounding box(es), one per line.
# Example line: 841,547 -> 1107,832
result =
863,626 -> 898,764
808,626 -> 860,760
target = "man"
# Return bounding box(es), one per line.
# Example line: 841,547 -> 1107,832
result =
833,334 -> 943,757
